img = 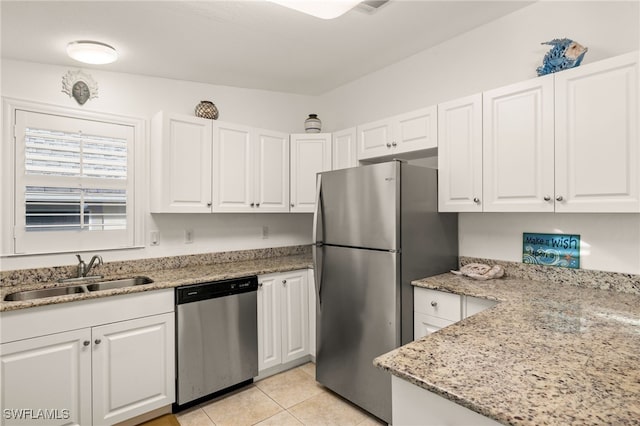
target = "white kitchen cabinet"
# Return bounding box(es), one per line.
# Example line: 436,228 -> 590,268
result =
332,127 -> 358,170
438,94 -> 483,212
92,313 -> 174,425
483,75 -> 555,212
307,269 -> 316,358
257,270 -> 309,372
150,112 -> 213,213
290,134 -> 332,213
357,106 -> 437,161
554,51 -> 639,212
0,290 -> 175,426
392,375 -> 502,426
1,329 -> 92,426
413,288 -> 462,340
213,123 -> 289,212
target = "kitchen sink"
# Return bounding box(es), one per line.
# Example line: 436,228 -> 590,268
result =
4,285 -> 87,301
4,276 -> 154,301
85,276 -> 154,292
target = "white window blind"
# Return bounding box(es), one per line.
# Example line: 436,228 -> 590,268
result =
14,110 -> 135,254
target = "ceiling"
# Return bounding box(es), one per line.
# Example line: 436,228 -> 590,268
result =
1,1 -> 532,95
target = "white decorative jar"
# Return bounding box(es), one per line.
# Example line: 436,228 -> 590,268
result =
304,114 -> 322,133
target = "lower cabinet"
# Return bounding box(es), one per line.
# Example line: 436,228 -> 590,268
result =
257,270 -> 309,372
413,287 -> 498,340
0,290 -> 175,426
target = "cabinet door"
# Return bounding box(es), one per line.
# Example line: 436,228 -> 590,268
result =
92,313 -> 175,426
212,122 -> 254,212
280,271 -> 309,364
393,105 -> 437,154
438,94 -> 483,212
257,275 -> 282,371
555,52 -> 639,212
357,118 -> 393,160
332,127 -> 358,170
413,312 -> 454,340
290,134 -> 332,212
0,329 -> 91,426
151,112 -> 212,213
483,75 -> 555,212
254,128 -> 290,212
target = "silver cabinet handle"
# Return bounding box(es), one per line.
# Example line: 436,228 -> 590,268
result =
207,202 -> 212,208
94,339 -> 101,345
391,141 -> 397,147
250,203 -> 255,207
282,279 -> 287,285
556,196 -> 564,202
83,340 -> 90,347
258,282 -> 263,288
291,203 -> 295,208
473,198 -> 480,204
386,142 -> 391,148
544,196 -> 551,201
256,203 -> 260,208
430,301 -> 438,307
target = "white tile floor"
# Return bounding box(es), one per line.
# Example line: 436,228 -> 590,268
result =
175,363 -> 386,426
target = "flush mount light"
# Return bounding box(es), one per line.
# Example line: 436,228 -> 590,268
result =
268,0 -> 362,19
66,41 -> 118,65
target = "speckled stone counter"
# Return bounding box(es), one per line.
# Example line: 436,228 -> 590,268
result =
1,246 -> 312,312
374,272 -> 640,425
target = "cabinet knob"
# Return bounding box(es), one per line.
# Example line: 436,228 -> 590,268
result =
556,196 -> 564,202
290,203 -> 295,208
473,197 -> 480,204
250,203 -> 255,207
430,301 -> 438,307
94,339 -> 102,345
282,279 -> 287,286
83,340 -> 90,347
544,196 -> 551,202
256,203 -> 260,208
258,282 -> 263,288
391,141 -> 397,147
207,202 -> 212,208
386,142 -> 392,148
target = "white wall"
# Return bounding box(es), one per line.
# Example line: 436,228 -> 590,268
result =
1,60 -> 314,270
319,1 -> 640,274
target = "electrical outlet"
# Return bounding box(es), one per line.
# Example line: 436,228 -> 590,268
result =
184,229 -> 194,244
262,225 -> 269,239
150,231 -> 160,246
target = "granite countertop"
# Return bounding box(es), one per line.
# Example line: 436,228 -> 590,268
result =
374,273 -> 640,425
0,253 -> 312,312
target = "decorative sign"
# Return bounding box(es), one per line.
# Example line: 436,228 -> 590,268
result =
523,233 -> 580,269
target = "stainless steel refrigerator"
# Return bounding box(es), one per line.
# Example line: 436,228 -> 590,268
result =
313,160 -> 458,423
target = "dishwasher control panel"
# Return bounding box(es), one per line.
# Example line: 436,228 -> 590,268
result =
176,275 -> 258,304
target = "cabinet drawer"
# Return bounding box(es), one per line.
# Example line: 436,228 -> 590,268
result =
414,288 -> 461,322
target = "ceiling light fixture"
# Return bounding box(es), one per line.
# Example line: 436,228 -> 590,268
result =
268,0 -> 362,19
66,40 -> 118,65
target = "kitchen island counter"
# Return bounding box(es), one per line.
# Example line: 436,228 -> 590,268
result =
1,249 -> 312,312
374,272 -> 640,425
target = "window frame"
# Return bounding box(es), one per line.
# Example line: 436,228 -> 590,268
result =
2,98 -> 145,256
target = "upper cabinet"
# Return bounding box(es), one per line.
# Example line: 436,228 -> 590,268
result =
150,112 -> 213,213
437,94 -> 483,212
213,123 -> 289,212
554,52 -> 639,212
290,133 -> 332,213
482,75 -> 555,212
151,113 -> 290,213
332,127 -> 358,170
438,51 -> 639,213
357,106 -> 437,161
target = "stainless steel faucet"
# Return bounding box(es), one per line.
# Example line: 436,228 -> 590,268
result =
76,254 -> 103,278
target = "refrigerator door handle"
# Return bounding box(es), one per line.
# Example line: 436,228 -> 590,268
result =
313,174 -> 323,308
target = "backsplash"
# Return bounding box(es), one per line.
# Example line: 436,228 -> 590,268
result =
1,245 -> 311,287
460,256 -> 640,296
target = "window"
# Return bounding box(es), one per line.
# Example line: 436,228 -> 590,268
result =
12,109 -> 138,254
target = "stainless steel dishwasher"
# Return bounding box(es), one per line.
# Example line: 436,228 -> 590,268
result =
175,275 -> 258,409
